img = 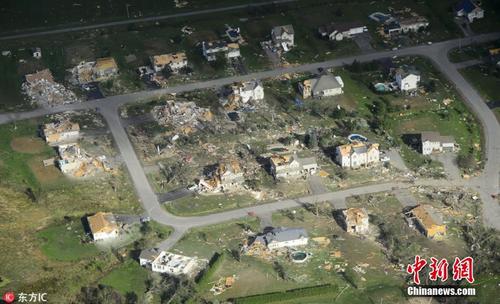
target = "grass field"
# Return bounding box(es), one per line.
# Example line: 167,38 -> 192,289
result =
448,39 -> 500,63
37,220 -> 100,262
100,260 -> 150,297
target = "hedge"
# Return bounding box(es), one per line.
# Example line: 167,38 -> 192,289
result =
231,284 -> 338,304
195,252 -> 226,287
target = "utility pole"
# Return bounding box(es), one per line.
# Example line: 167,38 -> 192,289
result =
126,4 -> 131,18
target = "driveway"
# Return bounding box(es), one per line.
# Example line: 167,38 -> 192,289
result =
430,153 -> 461,181
353,32 -> 374,53
386,149 -> 409,172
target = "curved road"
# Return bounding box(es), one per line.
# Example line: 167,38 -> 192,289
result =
1,33 -> 499,249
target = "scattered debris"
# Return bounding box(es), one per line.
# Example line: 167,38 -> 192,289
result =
22,69 -> 80,107
152,100 -> 213,134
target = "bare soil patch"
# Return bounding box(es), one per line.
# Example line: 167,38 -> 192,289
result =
10,137 -> 46,154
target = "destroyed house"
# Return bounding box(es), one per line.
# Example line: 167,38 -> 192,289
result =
57,143 -> 84,174
270,154 -> 318,178
341,208 -> 369,234
42,121 -> 80,145
399,17 -> 429,33
408,205 -> 446,238
229,80 -> 264,104
251,227 -> 308,250
87,212 -> 119,241
455,0 -> 484,23
150,52 -> 188,73
299,74 -> 344,99
25,69 -> 55,85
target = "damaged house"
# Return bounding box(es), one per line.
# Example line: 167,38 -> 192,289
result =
42,120 -> 80,145
406,204 -> 446,239
93,57 -> 119,81
420,131 -> 456,155
335,142 -> 380,169
198,160 -> 245,192
269,153 -> 318,179
248,227 -> 309,252
56,143 -> 110,177
299,73 -> 344,99
202,40 -> 241,61
271,25 -> 295,52
341,208 -> 369,234
87,212 -> 119,241
394,66 -> 421,92
221,80 -> 264,110
150,52 -> 188,73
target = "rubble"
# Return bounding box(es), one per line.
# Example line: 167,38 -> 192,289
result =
56,143 -> 111,177
152,100 -> 213,134
22,69 -> 80,107
210,275 -> 236,295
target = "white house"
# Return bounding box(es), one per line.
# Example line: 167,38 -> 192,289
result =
32,47 -> 42,59
202,40 -> 240,61
87,212 -> 119,241
456,0 -> 484,23
198,160 -> 245,192
318,22 -> 367,41
420,132 -> 456,155
270,153 -> 318,178
299,74 -> 344,99
336,142 -> 380,169
251,227 -> 308,250
57,143 -> 84,174
230,80 -> 264,103
271,25 -> 295,51
399,17 -> 429,33
150,52 -> 188,73
139,249 -> 205,277
394,67 -> 420,91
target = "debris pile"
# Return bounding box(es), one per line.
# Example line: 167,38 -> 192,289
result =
152,100 -> 213,134
210,275 -> 236,295
22,69 -> 80,107
57,143 -> 112,177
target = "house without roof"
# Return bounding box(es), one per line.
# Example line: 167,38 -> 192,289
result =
251,227 -> 309,250
318,22 -> 367,41
407,204 -> 446,238
420,131 -> 456,155
271,25 -> 295,51
455,0 -> 484,23
198,160 -> 245,192
229,80 -> 264,103
139,249 -> 205,277
150,52 -> 188,73
336,142 -> 380,169
341,208 -> 369,234
87,212 -> 119,241
202,40 -> 240,61
394,66 -> 420,91
42,120 -> 80,145
269,153 -> 318,179
94,57 -> 119,81
299,74 -> 344,99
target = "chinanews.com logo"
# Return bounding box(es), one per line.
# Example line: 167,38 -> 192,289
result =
2,292 -> 48,303
405,255 -> 477,297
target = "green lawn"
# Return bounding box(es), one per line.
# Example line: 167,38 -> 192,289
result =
100,260 -> 150,297
460,65 -> 500,122
37,221 -> 100,262
165,192 -> 258,216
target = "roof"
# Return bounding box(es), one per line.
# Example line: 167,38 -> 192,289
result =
399,16 -> 429,26
421,131 -> 455,143
411,204 -> 444,227
87,212 -> 118,234
152,52 -> 187,66
343,208 -> 368,225
254,227 -> 308,245
227,43 -> 240,50
25,69 -> 55,84
395,65 -> 420,78
272,24 -> 294,36
204,40 -> 228,49
337,142 -> 379,157
305,74 -> 343,95
95,57 -> 118,71
319,22 -> 365,34
456,0 -> 481,14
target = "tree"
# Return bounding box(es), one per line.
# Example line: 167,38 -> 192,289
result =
125,292 -> 138,304
456,153 -> 476,171
307,129 -> 318,149
231,248 -> 241,262
273,261 -> 288,280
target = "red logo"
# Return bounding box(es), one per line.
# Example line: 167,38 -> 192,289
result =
406,256 -> 475,284
2,292 -> 15,303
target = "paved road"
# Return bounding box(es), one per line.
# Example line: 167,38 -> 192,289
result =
0,0 -> 298,41
2,32 -> 500,249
